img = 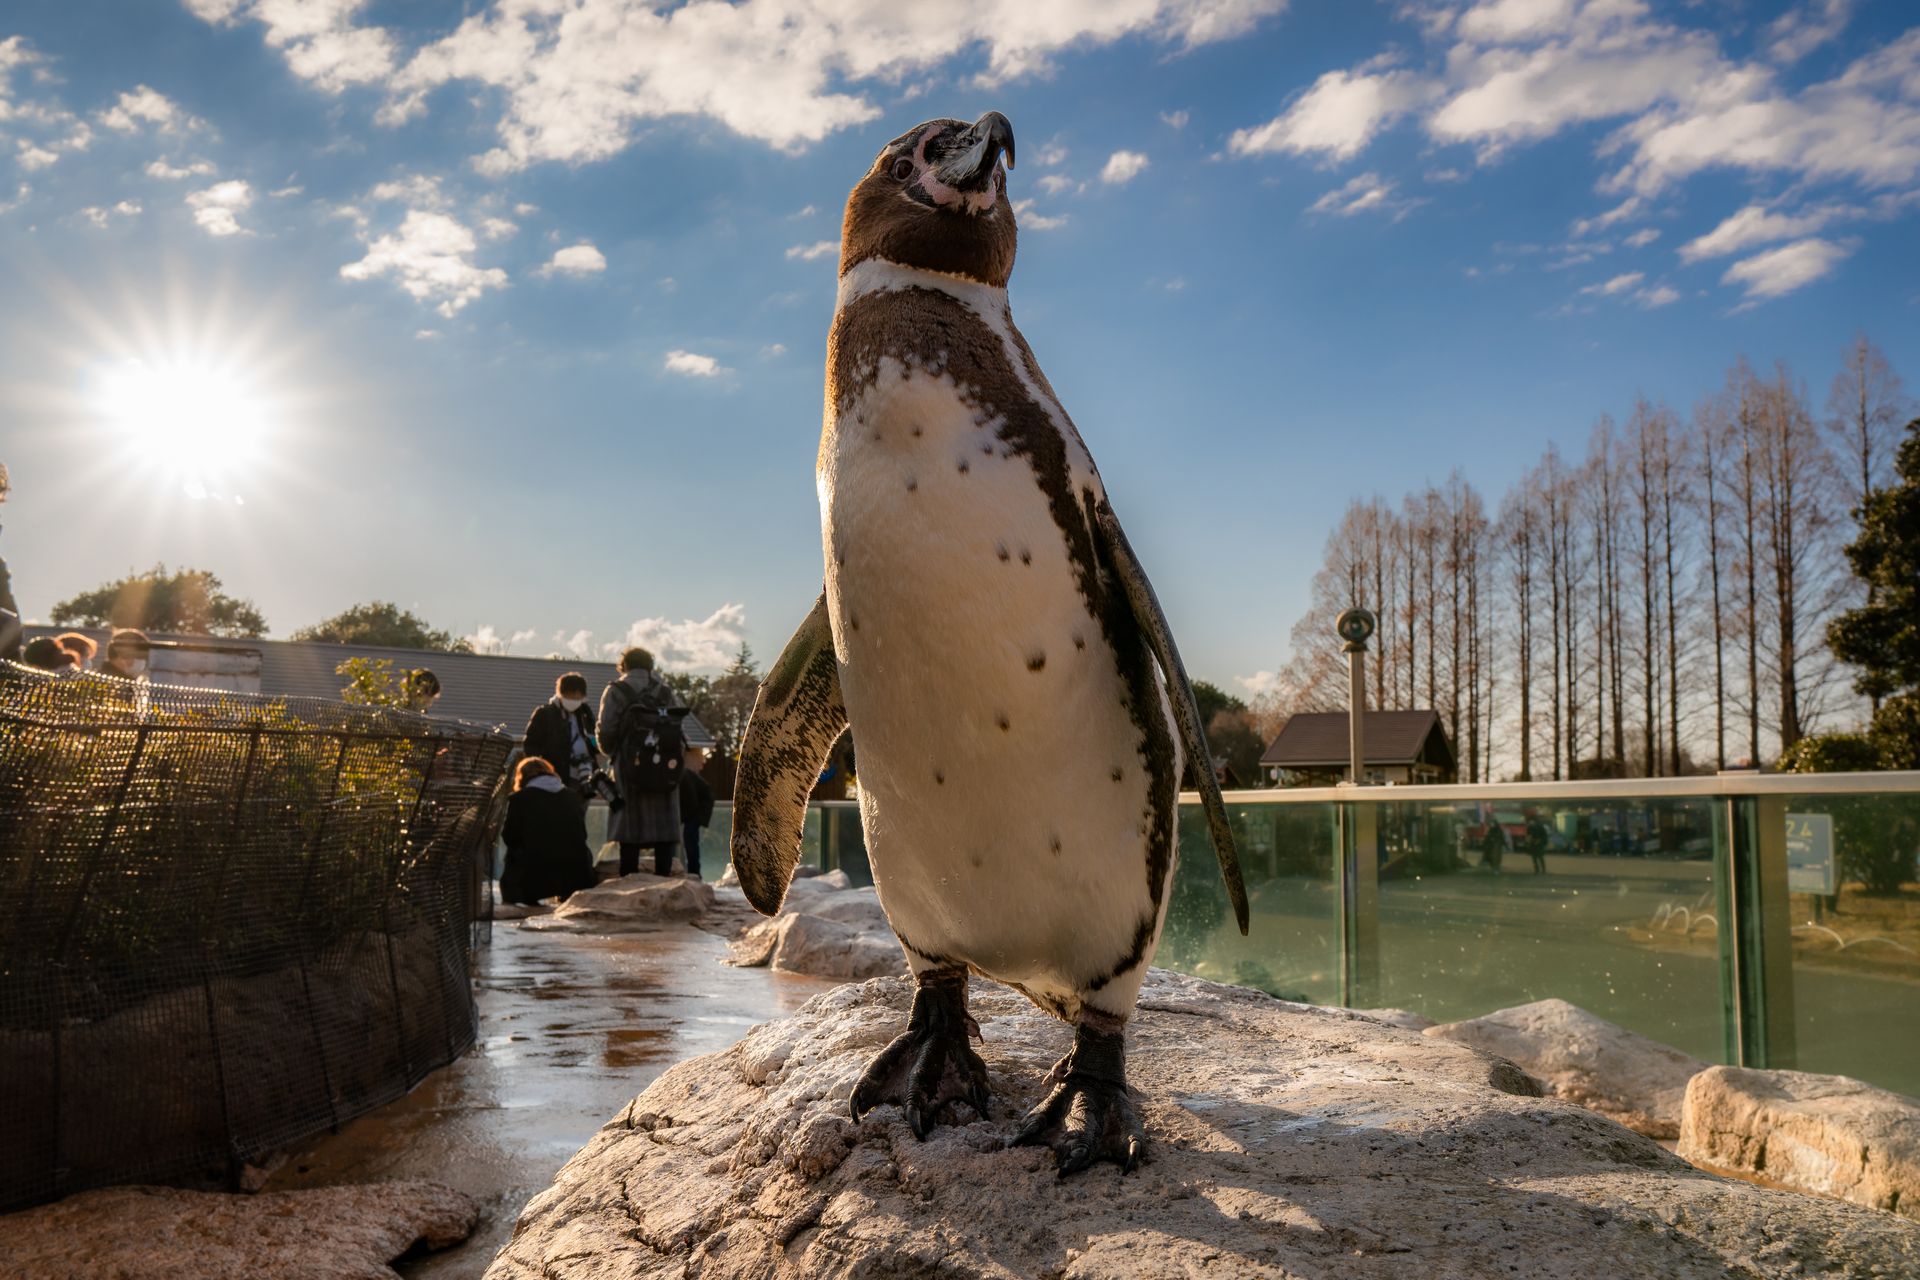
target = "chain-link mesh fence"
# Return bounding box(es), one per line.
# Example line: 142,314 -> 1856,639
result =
0,664 -> 515,1211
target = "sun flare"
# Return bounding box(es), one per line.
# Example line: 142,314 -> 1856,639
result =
93,358 -> 274,501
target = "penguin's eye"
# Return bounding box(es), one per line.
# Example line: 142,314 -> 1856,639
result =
890,156 -> 915,182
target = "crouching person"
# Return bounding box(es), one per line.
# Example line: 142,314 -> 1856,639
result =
500,757 -> 597,906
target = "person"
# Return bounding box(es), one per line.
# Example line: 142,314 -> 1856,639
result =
597,646 -> 682,876
523,672 -> 599,794
678,745 -> 714,880
405,668 -> 441,713
97,628 -> 152,680
498,757 -> 597,906
1525,816 -> 1551,874
1480,820 -> 1506,876
54,632 -> 98,668
21,636 -> 72,671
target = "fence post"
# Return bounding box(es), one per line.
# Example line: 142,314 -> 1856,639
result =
1718,794 -> 1798,1069
1338,801 -> 1380,1008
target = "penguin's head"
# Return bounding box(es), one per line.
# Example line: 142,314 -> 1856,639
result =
841,112 -> 1018,287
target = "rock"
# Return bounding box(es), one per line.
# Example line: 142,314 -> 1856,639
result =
486,970 -> 1920,1279
791,885 -> 888,929
522,873 -> 715,933
1351,1007 -> 1435,1031
1424,997 -> 1707,1138
1,1180 -> 478,1280
731,911 -> 905,981
1679,1066 -> 1920,1219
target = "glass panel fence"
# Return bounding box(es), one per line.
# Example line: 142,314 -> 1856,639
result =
1363,796 -> 1725,1064
1771,790 -> 1920,1097
1162,799 -> 1342,1006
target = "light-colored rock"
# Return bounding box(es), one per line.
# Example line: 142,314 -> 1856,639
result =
790,885 -> 888,929
486,970 -> 1920,1280
522,872 -> 715,932
1352,1007 -> 1436,1030
0,1180 -> 478,1280
1424,997 -> 1708,1138
731,910 -> 906,981
1679,1065 -> 1920,1219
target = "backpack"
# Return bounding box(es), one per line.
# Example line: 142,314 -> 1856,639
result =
619,679 -> 686,794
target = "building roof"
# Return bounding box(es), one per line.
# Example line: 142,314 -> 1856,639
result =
1260,709 -> 1450,769
22,627 -> 714,747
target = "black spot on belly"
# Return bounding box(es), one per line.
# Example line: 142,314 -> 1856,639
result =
1073,634 -> 1087,651
1019,548 -> 1031,565
1111,766 -> 1123,783
934,768 -> 945,785
906,477 -> 918,493
1026,651 -> 1045,671
995,712 -> 1010,732
957,460 -> 970,475
912,425 -> 923,438
848,615 -> 860,632
995,543 -> 1010,562
1049,833 -> 1062,856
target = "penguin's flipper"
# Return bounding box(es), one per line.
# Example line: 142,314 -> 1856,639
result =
1086,494 -> 1250,936
732,592 -> 847,915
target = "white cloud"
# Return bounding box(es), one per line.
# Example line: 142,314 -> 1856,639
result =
1306,171 -> 1417,219
1569,195 -> 1642,238
193,0 -> 397,92
0,183 -> 28,215
1766,0 -> 1852,64
1161,108 -> 1190,129
465,623 -> 511,654
790,203 -> 818,218
414,328 -> 441,340
1677,203 -> 1844,262
759,343 -> 786,359
478,215 -> 516,240
1230,68 -> 1429,160
1721,236 -> 1852,300
603,603 -> 747,671
1011,198 -> 1067,230
1236,669 -> 1281,697
368,173 -> 448,207
99,85 -> 199,133
186,180 -> 254,236
1101,150 -> 1150,184
785,239 -> 839,261
77,200 -> 143,229
146,157 -> 217,180
16,141 -> 58,171
664,349 -> 727,378
239,0 -> 1286,171
340,209 -> 509,315
1635,283 -> 1680,307
1035,173 -> 1078,196
1623,227 -> 1659,248
552,629 -> 595,659
538,242 -> 607,276
1034,139 -> 1069,167
1578,270 -> 1643,297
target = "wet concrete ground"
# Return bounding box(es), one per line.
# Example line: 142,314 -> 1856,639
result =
264,918 -> 837,1278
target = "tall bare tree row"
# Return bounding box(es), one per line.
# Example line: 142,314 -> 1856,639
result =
1263,335 -> 1910,781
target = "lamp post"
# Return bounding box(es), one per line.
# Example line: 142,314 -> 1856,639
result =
1336,608 -> 1376,785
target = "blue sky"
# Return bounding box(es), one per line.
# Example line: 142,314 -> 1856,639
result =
1,0 -> 1915,691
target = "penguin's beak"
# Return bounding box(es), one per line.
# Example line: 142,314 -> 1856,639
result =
935,112 -> 1015,194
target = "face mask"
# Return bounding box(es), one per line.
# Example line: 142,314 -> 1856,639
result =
121,659 -> 148,677
560,697 -> 584,712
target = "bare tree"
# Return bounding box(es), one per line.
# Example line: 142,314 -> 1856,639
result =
1498,484 -> 1541,780
1756,363 -> 1836,754
1825,334 -> 1908,714
1696,398 -> 1730,770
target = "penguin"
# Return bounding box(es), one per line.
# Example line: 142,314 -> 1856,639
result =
733,111 -> 1247,1176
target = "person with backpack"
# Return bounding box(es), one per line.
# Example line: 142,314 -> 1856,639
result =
597,646 -> 684,876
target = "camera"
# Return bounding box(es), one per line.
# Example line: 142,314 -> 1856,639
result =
585,767 -> 623,811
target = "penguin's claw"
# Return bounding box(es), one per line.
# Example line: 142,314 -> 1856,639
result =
849,973 -> 991,1136
1012,1033 -> 1147,1176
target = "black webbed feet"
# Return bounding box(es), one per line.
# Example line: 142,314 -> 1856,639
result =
849,969 -> 991,1138
1012,1019 -> 1145,1176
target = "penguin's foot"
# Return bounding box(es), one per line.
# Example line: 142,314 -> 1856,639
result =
1012,1016 -> 1144,1176
849,968 -> 990,1138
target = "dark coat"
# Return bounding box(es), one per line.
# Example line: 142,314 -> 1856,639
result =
679,769 -> 715,829
499,782 -> 597,905
598,670 -> 681,844
523,697 -> 597,779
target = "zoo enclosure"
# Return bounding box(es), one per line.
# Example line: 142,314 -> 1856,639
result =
0,666 -> 515,1211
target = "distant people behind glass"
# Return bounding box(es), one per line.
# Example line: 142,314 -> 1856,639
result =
597,646 -> 684,877
97,629 -> 151,680
1480,819 -> 1507,875
679,745 -> 714,880
523,671 -> 606,799
405,667 -> 441,714
499,757 -> 597,907
55,631 -> 97,670
1525,816 -> 1551,875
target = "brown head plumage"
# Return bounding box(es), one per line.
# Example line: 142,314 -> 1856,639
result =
840,112 -> 1018,287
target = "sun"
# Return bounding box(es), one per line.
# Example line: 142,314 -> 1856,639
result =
94,358 -> 274,501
